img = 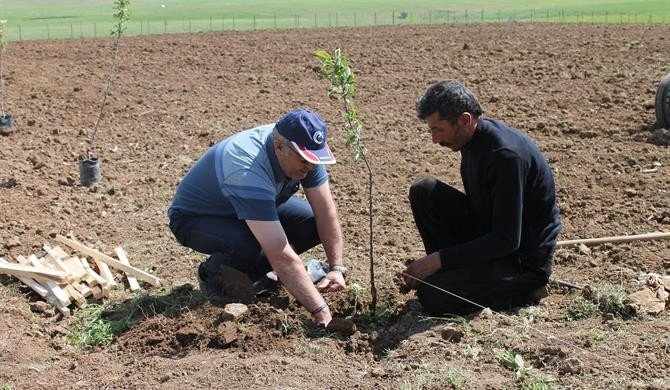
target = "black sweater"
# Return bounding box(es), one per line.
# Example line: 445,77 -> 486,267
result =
439,118 -> 561,271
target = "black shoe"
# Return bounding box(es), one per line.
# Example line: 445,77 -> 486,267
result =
528,285 -> 549,303
251,275 -> 279,297
197,262 -> 225,304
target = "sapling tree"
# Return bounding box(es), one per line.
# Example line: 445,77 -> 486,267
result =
0,19 -> 11,127
86,0 -> 131,160
314,48 -> 377,311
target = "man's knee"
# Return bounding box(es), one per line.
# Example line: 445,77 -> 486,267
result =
409,176 -> 437,205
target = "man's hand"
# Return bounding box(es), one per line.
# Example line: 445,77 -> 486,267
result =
312,305 -> 332,327
402,252 -> 442,290
317,271 -> 346,293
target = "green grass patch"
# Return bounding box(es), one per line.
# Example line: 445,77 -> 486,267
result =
566,282 -> 636,320
68,283 -> 207,349
1,0 -> 669,41
68,303 -> 129,349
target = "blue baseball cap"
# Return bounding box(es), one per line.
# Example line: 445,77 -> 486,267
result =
275,109 -> 336,165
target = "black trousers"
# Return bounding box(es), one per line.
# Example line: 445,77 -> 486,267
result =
409,176 -> 552,315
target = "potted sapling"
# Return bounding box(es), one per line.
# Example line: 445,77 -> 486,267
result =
315,48 -> 378,311
0,19 -> 14,131
79,0 -> 131,186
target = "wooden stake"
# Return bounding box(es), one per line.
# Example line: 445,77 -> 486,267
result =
115,247 -> 140,291
22,255 -> 71,308
80,257 -> 110,297
56,235 -> 160,286
556,231 -> 670,248
0,262 -> 70,283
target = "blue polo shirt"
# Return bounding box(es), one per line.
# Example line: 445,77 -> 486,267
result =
168,124 -> 328,221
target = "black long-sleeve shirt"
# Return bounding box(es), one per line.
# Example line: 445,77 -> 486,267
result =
439,118 -> 561,271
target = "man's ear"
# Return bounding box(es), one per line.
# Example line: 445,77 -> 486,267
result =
458,112 -> 475,128
273,139 -> 284,151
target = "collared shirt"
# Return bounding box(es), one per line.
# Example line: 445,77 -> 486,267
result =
168,124 -> 328,221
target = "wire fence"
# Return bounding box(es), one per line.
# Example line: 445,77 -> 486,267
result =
4,9 -> 669,41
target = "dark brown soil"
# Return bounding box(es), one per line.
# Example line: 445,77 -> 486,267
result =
1,23 -> 669,389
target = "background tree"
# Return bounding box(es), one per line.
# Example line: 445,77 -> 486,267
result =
0,20 -> 10,125
86,0 -> 131,159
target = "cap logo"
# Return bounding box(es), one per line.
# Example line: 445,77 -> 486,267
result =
312,131 -> 325,145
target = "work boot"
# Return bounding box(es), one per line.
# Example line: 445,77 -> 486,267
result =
251,274 -> 280,297
528,285 -> 549,303
197,262 -> 226,305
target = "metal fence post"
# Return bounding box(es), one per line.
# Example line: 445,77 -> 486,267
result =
47,24 -> 50,39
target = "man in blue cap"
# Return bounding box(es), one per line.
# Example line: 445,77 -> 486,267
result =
168,109 -> 346,326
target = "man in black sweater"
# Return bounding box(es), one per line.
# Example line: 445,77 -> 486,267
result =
403,80 -> 561,314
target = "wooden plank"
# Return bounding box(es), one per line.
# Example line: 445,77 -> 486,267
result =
25,255 -> 71,307
92,257 -> 118,288
51,246 -> 70,258
90,285 -> 103,299
81,258 -> 110,297
63,257 -> 88,279
115,247 -> 141,291
43,245 -> 76,277
72,281 -> 92,297
0,262 -> 70,283
64,284 -> 87,307
0,257 -> 49,297
14,256 -> 71,316
56,235 -> 160,286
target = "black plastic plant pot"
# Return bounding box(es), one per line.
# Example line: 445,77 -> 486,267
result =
79,158 -> 101,186
656,73 -> 670,130
0,115 -> 14,128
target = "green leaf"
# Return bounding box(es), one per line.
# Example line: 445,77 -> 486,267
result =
313,49 -> 332,61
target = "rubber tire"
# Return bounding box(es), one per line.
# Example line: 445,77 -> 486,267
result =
655,73 -> 670,129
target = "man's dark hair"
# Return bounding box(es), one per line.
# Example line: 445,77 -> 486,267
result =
416,80 -> 483,123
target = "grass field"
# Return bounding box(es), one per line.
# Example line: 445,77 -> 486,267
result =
1,0 -> 669,41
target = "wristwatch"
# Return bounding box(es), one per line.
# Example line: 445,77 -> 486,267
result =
329,265 -> 348,276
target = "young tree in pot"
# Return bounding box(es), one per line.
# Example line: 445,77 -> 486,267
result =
0,20 -> 14,130
315,48 -> 378,311
80,0 -> 131,186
